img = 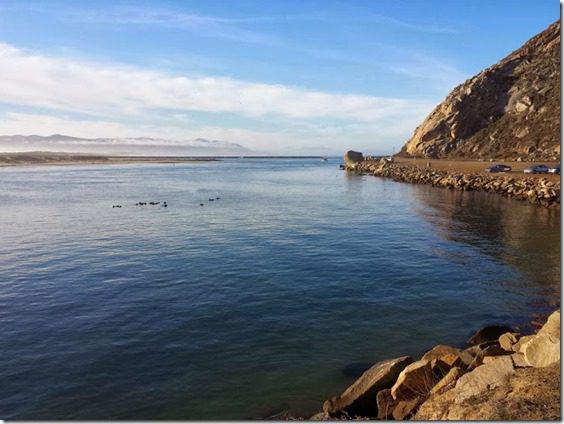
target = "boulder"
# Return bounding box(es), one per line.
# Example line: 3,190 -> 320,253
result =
468,344 -> 509,370
391,359 -> 435,401
392,396 -> 422,420
322,356 -> 413,417
510,352 -> 530,368
523,334 -> 560,367
499,332 -> 521,351
430,354 -> 464,380
421,344 -> 461,362
415,362 -> 560,420
375,389 -> 396,420
343,150 -> 363,168
458,349 -> 477,368
309,412 -> 330,420
454,355 -> 515,403
467,325 -> 514,345
430,366 -> 463,395
513,335 -> 535,353
538,310 -> 560,340
461,340 -> 499,366
439,353 -> 464,369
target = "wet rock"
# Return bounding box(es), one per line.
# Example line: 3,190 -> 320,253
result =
467,325 -> 515,345
322,356 -> 413,418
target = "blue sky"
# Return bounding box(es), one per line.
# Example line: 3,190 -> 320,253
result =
0,0 -> 558,154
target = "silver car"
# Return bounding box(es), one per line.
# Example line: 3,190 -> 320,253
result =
524,165 -> 549,174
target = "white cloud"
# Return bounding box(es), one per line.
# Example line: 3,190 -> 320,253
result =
0,42 -> 433,123
0,42 -> 439,154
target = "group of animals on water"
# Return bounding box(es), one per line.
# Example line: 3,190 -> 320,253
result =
112,197 -> 221,209
200,197 -> 220,206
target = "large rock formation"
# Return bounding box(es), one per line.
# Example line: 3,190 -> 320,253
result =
343,150 -> 364,169
400,21 -> 560,160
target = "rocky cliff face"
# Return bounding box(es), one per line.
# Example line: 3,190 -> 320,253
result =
400,21 -> 560,160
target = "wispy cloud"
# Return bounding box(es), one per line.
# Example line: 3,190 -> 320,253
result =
72,6 -> 282,46
353,13 -> 456,34
302,44 -> 467,93
70,5 -> 455,42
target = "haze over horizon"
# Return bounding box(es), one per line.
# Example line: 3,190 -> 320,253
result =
0,0 -> 558,156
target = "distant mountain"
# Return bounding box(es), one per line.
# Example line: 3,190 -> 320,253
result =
0,134 -> 254,156
399,20 -> 560,160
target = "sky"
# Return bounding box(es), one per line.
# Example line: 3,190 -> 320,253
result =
0,0 -> 559,155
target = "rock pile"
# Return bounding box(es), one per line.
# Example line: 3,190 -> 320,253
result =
348,160 -> 560,208
311,310 -> 560,420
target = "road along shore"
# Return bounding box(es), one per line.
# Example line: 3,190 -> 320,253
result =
344,157 -> 560,209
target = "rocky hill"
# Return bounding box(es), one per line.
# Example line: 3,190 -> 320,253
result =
400,20 -> 560,160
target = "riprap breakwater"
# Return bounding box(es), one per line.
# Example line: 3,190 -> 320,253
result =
345,157 -> 560,209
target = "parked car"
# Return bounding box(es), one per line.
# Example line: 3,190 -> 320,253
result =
485,164 -> 512,173
523,165 -> 549,174
548,166 -> 560,175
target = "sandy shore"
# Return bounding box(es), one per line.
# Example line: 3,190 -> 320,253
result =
0,152 -> 220,167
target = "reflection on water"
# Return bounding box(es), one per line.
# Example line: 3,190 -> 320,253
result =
0,160 -> 560,420
409,185 -> 560,313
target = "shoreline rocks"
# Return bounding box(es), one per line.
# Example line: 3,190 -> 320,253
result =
322,356 -> 413,418
343,151 -> 364,170
311,309 -> 560,420
345,159 -> 560,209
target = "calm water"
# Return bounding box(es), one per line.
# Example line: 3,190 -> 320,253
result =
0,158 -> 560,419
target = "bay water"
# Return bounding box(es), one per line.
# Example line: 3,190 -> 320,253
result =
0,158 -> 560,419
